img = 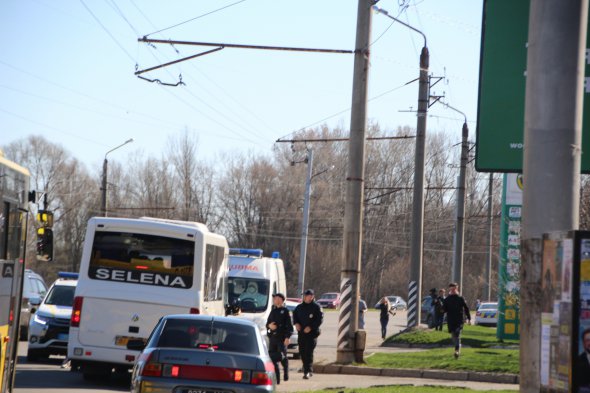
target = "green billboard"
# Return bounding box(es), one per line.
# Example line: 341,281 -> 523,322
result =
476,0 -> 590,173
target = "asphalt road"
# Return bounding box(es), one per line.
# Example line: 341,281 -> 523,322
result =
12,310 -> 516,392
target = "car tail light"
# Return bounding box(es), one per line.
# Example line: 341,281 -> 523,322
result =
251,361 -> 274,386
71,297 -> 83,327
9,309 -> 13,324
189,308 -> 200,314
141,353 -> 162,377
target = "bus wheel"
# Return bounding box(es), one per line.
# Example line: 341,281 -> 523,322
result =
26,349 -> 47,362
19,326 -> 28,341
82,365 -> 111,381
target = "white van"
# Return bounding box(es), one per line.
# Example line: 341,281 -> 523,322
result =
227,248 -> 287,331
68,217 -> 228,379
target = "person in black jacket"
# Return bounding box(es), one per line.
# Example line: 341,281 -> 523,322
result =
266,292 -> 293,384
293,289 -> 323,379
433,289 -> 446,331
377,297 -> 396,339
576,328 -> 590,389
442,282 -> 471,358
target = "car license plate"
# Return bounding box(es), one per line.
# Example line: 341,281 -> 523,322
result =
180,390 -> 229,393
57,333 -> 69,341
115,336 -> 132,346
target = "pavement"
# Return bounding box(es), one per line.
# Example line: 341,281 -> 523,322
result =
275,310 -> 519,392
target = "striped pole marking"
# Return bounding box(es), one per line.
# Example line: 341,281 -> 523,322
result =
407,280 -> 418,327
337,278 -> 353,350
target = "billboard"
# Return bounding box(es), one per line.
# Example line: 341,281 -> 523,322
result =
475,0 -> 590,173
497,173 -> 522,340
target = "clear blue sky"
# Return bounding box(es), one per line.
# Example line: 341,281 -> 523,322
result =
1,0 -> 482,172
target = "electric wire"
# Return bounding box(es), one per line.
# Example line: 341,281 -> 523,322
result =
144,0 -> 247,37
78,0 -> 136,63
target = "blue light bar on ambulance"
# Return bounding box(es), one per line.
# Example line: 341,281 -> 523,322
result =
229,248 -> 263,257
58,272 -> 79,279
271,251 -> 280,259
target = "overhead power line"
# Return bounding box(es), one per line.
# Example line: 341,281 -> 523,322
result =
78,0 -> 135,63
144,0 -> 248,37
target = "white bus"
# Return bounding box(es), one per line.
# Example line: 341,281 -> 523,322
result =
68,217 -> 228,379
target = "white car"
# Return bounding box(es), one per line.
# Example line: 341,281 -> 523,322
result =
27,272 -> 78,361
284,300 -> 300,359
474,302 -> 498,326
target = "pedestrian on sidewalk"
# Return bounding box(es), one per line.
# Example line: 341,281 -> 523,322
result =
433,289 -> 446,331
358,296 -> 368,329
428,288 -> 438,328
293,289 -> 323,380
377,297 -> 396,339
442,282 -> 471,358
266,292 -> 293,384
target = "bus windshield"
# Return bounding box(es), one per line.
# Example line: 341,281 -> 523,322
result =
228,278 -> 269,313
88,231 -> 195,289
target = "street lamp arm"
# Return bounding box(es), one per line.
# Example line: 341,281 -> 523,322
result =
440,101 -> 467,124
105,138 -> 134,159
372,6 -> 427,47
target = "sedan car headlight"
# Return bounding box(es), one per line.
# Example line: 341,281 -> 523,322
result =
33,313 -> 50,325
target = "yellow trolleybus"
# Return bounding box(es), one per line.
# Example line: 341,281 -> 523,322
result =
0,152 -> 30,393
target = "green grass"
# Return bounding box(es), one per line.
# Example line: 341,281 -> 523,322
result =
297,386 -> 517,393
385,325 -> 519,348
364,348 -> 519,374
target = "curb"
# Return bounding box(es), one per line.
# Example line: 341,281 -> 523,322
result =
381,343 -> 519,350
312,364 -> 519,385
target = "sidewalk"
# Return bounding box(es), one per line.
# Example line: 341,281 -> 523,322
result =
276,372 -> 518,392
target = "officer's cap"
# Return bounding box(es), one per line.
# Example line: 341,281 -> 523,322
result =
272,292 -> 286,301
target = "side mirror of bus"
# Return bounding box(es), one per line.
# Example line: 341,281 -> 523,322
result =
127,339 -> 146,351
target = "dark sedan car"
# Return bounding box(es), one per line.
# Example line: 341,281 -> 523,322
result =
129,314 -> 276,393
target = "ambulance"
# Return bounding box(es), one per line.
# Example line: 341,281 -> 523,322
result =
227,249 -> 287,331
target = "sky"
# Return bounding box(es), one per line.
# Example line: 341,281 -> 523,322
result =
1,0 -> 483,173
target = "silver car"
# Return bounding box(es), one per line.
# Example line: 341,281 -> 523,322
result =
129,314 -> 276,393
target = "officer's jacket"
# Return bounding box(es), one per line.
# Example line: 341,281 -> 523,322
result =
266,306 -> 294,339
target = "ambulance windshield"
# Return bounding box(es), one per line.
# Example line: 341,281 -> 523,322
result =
228,278 -> 269,313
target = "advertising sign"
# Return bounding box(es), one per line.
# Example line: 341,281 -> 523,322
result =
475,0 -> 590,173
497,173 -> 522,340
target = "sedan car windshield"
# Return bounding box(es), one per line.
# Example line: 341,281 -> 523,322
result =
43,285 -> 75,307
156,318 -> 259,355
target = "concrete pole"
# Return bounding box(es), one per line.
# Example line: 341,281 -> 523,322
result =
101,158 -> 108,217
485,173 -> 493,301
407,46 -> 429,328
520,1 -> 587,391
297,148 -> 313,298
337,0 -> 372,364
452,122 -> 469,289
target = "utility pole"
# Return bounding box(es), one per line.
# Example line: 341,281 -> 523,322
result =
407,45 -> 429,328
101,158 -> 108,217
373,4 -> 429,330
484,173 -> 493,301
452,121 -> 468,288
101,139 -> 134,217
337,0 -> 372,364
298,148 -> 313,297
520,1 -> 587,392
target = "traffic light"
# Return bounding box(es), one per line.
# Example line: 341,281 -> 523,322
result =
36,227 -> 53,262
36,210 -> 54,262
36,210 -> 54,227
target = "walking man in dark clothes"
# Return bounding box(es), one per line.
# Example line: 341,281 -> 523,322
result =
293,289 -> 323,379
442,282 -> 471,358
266,292 -> 293,384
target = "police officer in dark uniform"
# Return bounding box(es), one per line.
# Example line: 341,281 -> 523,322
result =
293,289 -> 323,379
266,292 -> 293,384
